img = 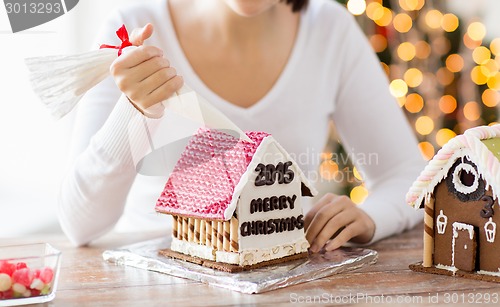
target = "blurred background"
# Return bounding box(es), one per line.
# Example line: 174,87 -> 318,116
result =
0,0 -> 499,238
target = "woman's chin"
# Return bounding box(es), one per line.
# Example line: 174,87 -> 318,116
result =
224,0 -> 279,17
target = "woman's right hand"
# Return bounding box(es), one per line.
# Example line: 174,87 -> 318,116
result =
110,24 -> 184,113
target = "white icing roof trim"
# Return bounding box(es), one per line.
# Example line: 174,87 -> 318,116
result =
452,222 -> 475,240
406,124 -> 500,209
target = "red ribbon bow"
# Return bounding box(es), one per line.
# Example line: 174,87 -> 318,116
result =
100,24 -> 133,56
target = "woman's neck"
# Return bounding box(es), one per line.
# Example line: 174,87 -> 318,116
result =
170,0 -> 296,48
167,0 -> 301,107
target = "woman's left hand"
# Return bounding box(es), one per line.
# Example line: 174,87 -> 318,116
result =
304,193 -> 375,252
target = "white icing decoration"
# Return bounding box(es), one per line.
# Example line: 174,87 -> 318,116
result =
464,244 -> 467,250
453,222 -> 475,240
435,264 -> 458,274
169,237 -> 309,266
484,217 -> 497,243
171,238 -> 216,261
436,210 -> 448,235
238,238 -> 309,266
452,222 -> 475,268
452,162 -> 479,194
215,251 -> 240,264
478,270 -> 500,277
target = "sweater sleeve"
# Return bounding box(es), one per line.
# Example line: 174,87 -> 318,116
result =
58,11 -> 148,246
58,96 -> 149,246
331,12 -> 424,243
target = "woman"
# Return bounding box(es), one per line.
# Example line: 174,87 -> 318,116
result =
59,0 -> 424,251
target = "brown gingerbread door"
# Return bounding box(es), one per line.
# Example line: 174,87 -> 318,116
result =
452,222 -> 477,272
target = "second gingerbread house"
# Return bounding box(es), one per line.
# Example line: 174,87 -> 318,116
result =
407,125 -> 500,281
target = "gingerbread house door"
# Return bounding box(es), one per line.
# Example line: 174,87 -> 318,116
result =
452,222 -> 477,272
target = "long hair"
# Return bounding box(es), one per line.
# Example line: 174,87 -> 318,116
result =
284,0 -> 309,12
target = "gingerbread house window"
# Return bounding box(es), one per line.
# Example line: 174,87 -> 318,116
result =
446,159 -> 484,202
453,163 -> 478,194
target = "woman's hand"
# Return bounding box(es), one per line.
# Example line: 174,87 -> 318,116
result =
110,24 -> 184,113
304,193 -> 375,252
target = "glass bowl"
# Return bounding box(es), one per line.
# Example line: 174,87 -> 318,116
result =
0,243 -> 61,306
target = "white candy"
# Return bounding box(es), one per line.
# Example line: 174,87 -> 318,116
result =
30,278 -> 45,291
0,273 -> 12,291
12,282 -> 26,294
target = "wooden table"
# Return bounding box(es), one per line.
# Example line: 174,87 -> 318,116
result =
3,225 -> 500,306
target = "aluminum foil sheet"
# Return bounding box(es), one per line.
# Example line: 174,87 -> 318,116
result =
103,237 -> 378,294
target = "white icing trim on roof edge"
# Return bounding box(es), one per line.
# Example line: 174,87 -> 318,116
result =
406,124 -> 500,209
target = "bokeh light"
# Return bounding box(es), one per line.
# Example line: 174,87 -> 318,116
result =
374,7 -> 393,27
487,73 -> 500,90
381,62 -> 390,77
366,2 -> 381,20
472,46 -> 491,65
389,79 -> 408,97
482,89 -> 500,107
350,185 -> 368,204
445,54 -> 464,72
436,129 -> 457,147
353,167 -> 363,181
347,0 -> 366,16
439,95 -> 457,114
369,34 -> 388,53
397,42 -> 416,61
415,116 -> 434,135
490,38 -> 500,56
399,0 -> 425,12
468,22 -> 487,41
393,13 -> 412,33
471,66 -> 488,85
425,9 -> 443,30
405,93 -> 424,113
436,67 -> 454,86
415,41 -> 431,59
463,33 -> 482,49
441,13 -> 459,32
404,68 -> 423,88
319,160 -> 339,181
397,96 -> 406,107
418,142 -> 435,161
480,59 -> 498,78
463,101 -> 481,121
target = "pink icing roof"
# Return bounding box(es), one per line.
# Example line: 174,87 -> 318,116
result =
406,124 -> 500,209
155,128 -> 270,220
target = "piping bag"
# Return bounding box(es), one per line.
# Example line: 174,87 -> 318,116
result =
25,25 -> 252,176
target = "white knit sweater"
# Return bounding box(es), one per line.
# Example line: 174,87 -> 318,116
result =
58,0 -> 424,246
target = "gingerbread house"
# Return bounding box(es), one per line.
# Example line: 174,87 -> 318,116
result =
155,128 -> 316,271
407,125 -> 500,281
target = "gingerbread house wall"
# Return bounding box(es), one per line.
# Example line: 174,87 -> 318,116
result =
433,180 -> 500,273
172,215 -> 239,253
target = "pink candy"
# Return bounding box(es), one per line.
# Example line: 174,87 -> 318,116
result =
12,268 -> 34,287
39,268 -> 54,284
0,261 -> 15,276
